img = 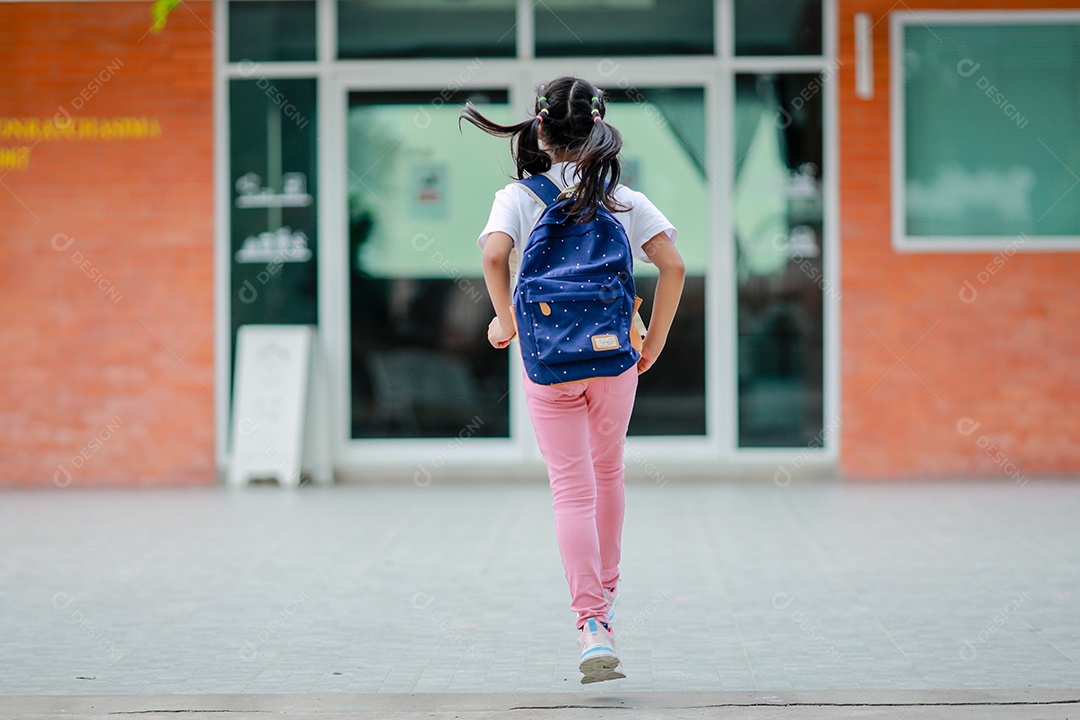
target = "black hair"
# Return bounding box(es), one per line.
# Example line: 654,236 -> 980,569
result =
460,76 -> 627,222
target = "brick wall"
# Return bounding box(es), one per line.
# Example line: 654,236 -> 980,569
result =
837,0 -> 1080,478
0,2 -> 215,486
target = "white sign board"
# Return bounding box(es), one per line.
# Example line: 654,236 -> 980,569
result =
228,325 -> 331,488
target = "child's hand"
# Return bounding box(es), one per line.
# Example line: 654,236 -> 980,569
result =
487,316 -> 516,349
637,337 -> 663,374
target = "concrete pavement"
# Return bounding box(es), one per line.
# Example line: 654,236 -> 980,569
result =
3,690 -> 1080,719
1,478 -> 1077,715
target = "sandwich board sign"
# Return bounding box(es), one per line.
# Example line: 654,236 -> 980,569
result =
228,325 -> 331,488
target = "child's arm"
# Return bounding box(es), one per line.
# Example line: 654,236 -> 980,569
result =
638,232 -> 685,374
481,231 -> 517,349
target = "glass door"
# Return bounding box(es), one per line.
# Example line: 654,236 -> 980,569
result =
344,89 -> 513,440
734,74 -> 826,448
329,67 -> 830,461
603,87 -> 708,437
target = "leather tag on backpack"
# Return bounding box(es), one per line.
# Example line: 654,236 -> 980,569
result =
592,334 -> 620,352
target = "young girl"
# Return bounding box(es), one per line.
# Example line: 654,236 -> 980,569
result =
463,76 -> 685,684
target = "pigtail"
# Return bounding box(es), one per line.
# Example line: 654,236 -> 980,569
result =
461,79 -> 629,222
565,91 -> 628,223
460,102 -> 551,179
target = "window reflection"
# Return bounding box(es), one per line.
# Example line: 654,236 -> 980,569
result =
347,91 -> 511,439
605,88 -> 707,436
735,74 -> 825,447
229,78 -> 319,374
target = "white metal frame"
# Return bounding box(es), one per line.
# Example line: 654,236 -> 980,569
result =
890,10 -> 1080,253
213,0 -> 841,474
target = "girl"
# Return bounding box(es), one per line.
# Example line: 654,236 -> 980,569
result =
462,76 -> 685,684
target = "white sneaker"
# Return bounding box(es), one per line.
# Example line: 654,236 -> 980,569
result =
577,617 -> 625,684
604,584 -> 620,625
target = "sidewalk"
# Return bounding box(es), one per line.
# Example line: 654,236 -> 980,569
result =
4,689 -> 1080,719
0,479 -> 1077,707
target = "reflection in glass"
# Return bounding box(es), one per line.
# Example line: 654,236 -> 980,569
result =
536,0 -> 712,57
229,1 -> 317,62
229,79 -> 319,373
605,88 -> 707,436
904,24 -> 1080,237
338,0 -> 515,58
347,91 -> 511,439
735,74 -> 825,447
735,0 -> 822,56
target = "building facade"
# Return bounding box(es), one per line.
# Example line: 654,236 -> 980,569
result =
1,0 -> 1077,486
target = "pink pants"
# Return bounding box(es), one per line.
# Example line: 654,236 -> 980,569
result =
523,366 -> 638,629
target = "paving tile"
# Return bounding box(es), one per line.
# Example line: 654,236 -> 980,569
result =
1,481 -> 1079,694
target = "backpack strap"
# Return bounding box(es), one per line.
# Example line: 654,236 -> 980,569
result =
516,174 -> 563,209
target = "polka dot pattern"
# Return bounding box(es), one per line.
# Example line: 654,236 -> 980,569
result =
511,175 -> 640,385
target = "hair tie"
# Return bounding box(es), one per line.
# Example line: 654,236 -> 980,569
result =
590,109 -> 600,116
539,108 -> 549,115
593,115 -> 602,123
536,114 -> 544,123
538,96 -> 547,103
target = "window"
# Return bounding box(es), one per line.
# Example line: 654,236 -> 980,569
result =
735,0 -> 822,56
229,1 -> 316,62
338,0 -> 515,59
735,74 -> 826,447
605,88 -> 708,436
892,12 -> 1080,250
346,91 -> 512,439
229,79 -> 319,374
535,0 -> 713,57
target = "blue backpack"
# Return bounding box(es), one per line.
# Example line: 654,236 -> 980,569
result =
513,174 -> 640,385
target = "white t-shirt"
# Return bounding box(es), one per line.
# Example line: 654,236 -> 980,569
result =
477,161 -> 678,267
